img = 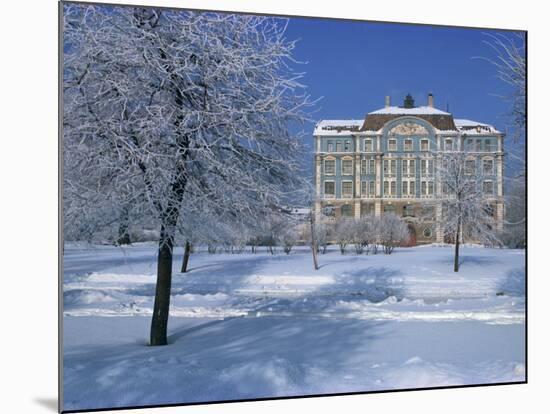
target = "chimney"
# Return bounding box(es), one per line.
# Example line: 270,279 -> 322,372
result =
428,93 -> 434,108
385,95 -> 391,108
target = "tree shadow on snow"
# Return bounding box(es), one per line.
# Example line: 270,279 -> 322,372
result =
496,267 -> 525,297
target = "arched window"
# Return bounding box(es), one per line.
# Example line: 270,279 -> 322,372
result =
341,204 -> 353,217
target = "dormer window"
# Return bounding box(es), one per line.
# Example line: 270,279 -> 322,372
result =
444,138 -> 453,151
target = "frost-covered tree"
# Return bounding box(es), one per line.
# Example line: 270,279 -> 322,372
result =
379,214 -> 408,255
63,4 -> 314,345
334,218 -> 355,255
479,33 -> 525,143
281,225 -> 299,255
439,151 -> 499,271
478,33 -> 526,248
350,217 -> 368,254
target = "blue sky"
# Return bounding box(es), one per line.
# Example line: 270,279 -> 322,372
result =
283,17 -> 523,143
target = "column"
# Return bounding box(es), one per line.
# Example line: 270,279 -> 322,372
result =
374,200 -> 382,217
354,200 -> 361,219
496,202 -> 504,232
496,155 -> 504,197
315,155 -> 321,198
355,154 -> 361,198
435,202 -> 443,243
375,154 -> 382,197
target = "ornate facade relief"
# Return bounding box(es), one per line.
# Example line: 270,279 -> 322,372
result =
388,122 -> 429,136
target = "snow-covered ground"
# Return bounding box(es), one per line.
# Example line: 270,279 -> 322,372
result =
63,244 -> 525,411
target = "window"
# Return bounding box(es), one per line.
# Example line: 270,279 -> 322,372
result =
369,181 -> 375,197
324,159 -> 335,175
342,159 -> 353,175
344,140 -> 351,151
402,159 -> 416,176
341,204 -> 353,217
369,159 -> 375,174
421,139 -> 429,151
364,139 -> 373,152
402,180 -> 415,197
361,203 -> 373,216
361,159 -> 367,174
423,227 -> 432,238
483,159 -> 494,175
466,159 -> 475,175
421,181 -> 433,196
390,160 -> 397,174
485,139 -> 497,152
388,139 -> 397,151
403,204 -> 415,217
404,139 -> 413,151
444,138 -> 453,151
384,204 -> 395,214
421,159 -> 433,175
361,181 -> 367,196
483,181 -> 493,196
384,181 -> 395,196
324,181 -> 335,196
342,181 -> 353,197
475,139 -> 482,152
465,139 -> 473,151
336,141 -> 342,152
383,160 -> 389,174
327,141 -> 334,152
323,204 -> 335,217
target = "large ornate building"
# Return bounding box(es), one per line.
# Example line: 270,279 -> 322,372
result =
313,93 -> 504,245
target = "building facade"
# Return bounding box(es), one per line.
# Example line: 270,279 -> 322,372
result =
313,93 -> 504,245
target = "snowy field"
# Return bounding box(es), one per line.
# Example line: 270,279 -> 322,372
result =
62,244 -> 526,411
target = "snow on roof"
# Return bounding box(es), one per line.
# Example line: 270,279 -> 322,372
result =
368,106 -> 450,116
455,119 -> 501,134
313,120 -> 363,136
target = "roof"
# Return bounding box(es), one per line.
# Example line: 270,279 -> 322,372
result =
313,108 -> 502,136
455,119 -> 501,134
360,112 -> 457,132
313,120 -> 363,136
368,106 -> 450,116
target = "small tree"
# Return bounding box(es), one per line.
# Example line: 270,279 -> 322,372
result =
439,151 -> 500,271
334,218 -> 355,255
350,217 -> 369,254
281,226 -> 299,255
379,214 -> 409,255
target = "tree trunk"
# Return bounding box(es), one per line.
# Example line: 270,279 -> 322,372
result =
181,240 -> 191,273
454,219 -> 461,272
310,214 -> 319,270
150,224 -> 175,346
116,206 -> 131,245
150,139 -> 188,346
